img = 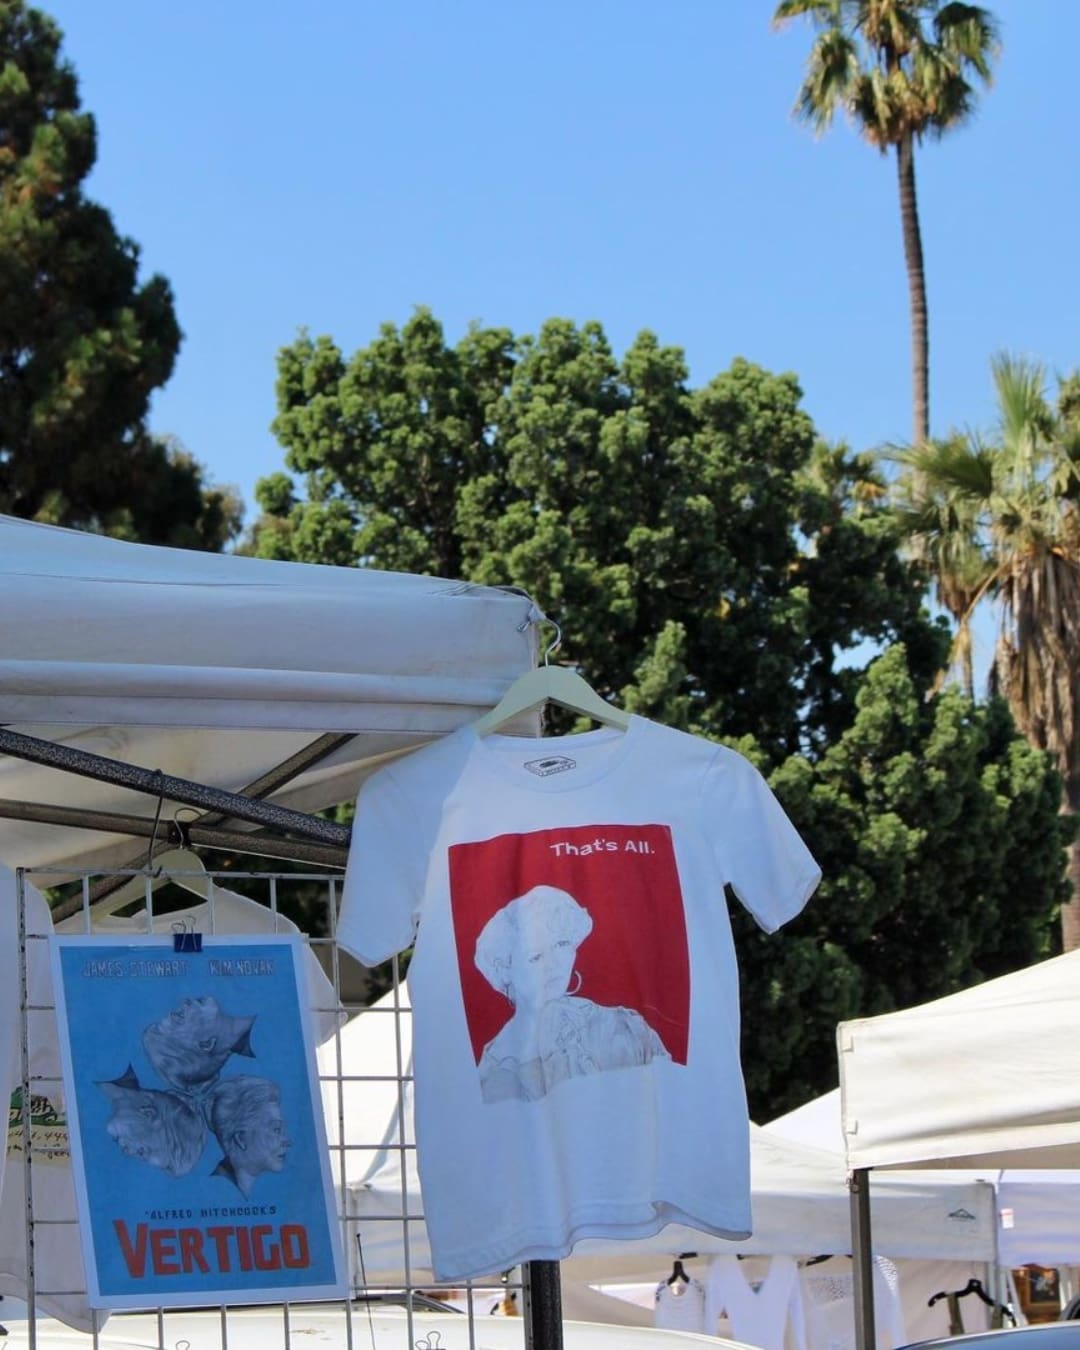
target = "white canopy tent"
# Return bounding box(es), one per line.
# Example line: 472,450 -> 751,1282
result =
839,951 -> 1080,1174
0,514 -> 538,872
0,514 -> 552,1336
837,951 -> 1080,1349
769,1087 -> 1080,1269
320,989 -> 998,1288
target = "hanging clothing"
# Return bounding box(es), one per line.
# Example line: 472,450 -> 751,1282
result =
706,1254 -> 807,1350
0,861 -> 96,1332
800,1255 -> 907,1350
337,714 -> 820,1281
654,1272 -> 708,1333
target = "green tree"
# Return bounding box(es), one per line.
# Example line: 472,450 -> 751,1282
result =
773,0 -> 999,446
891,354 -> 1080,951
253,309 -> 1068,1114
261,309 -> 943,760
0,1 -> 240,546
750,645 -> 1069,1112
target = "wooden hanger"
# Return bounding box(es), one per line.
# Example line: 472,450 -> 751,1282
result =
472,620 -> 630,736
94,846 -> 217,918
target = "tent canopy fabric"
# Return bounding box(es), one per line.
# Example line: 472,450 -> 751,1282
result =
0,515 -> 538,870
767,1087 -> 1080,1267
838,951 -> 1080,1172
320,990 -> 997,1284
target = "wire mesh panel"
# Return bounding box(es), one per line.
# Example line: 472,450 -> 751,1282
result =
9,866 -> 526,1350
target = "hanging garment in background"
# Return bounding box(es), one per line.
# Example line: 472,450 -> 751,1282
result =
0,861 -> 96,1332
654,1271 -> 707,1333
706,1254 -> 807,1350
800,1255 -> 907,1350
55,885 -> 344,1043
337,714 -> 821,1281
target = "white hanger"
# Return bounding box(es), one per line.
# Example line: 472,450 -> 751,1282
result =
93,845 -> 217,919
472,620 -> 630,736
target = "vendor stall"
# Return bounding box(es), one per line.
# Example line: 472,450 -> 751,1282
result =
838,951 -> 1080,1349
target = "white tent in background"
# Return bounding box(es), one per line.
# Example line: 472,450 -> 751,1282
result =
0,514 -> 537,871
769,1085 -> 1080,1269
320,989 -> 996,1288
840,951 -> 1080,1173
837,951 -> 1080,1350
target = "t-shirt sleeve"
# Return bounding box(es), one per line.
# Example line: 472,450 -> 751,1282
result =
337,766 -> 428,966
704,748 -> 821,934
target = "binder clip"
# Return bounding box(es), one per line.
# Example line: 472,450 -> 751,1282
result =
172,916 -> 202,953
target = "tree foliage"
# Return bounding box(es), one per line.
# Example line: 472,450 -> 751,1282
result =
0,1 -> 240,546
891,354 -> 1080,950
253,308 -> 1069,1116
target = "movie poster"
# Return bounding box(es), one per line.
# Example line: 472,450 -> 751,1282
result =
51,934 -> 346,1309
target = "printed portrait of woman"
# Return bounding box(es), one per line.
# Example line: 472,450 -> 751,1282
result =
473,885 -> 669,1104
142,995 -> 256,1093
98,1065 -> 205,1177
208,1075 -> 292,1197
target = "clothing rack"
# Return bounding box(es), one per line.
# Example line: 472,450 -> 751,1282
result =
2,725 -> 569,1350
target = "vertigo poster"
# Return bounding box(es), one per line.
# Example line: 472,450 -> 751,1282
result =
51,934 -> 346,1309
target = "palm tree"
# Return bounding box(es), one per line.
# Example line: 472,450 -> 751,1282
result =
891,354 -> 1080,951
773,1 -> 1000,447
889,433 -> 995,696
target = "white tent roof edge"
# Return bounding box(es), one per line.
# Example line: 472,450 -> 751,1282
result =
0,515 -> 540,870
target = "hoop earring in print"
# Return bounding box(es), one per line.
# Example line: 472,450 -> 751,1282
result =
569,970 -> 583,995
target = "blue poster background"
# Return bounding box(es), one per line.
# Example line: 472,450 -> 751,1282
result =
53,936 -> 344,1305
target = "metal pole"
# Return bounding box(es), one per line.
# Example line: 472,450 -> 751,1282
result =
0,799 -> 347,865
16,870 -> 36,1350
522,1261 -> 563,1350
849,1167 -> 876,1350
0,727 -> 350,846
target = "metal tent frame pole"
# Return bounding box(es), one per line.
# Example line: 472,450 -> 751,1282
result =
0,727 -> 351,845
850,1167 -> 877,1350
523,1261 -> 564,1350
0,798 -> 349,864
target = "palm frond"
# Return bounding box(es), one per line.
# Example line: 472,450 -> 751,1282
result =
796,29 -> 859,130
772,0 -> 843,31
934,3 -> 1001,81
912,50 -> 976,132
855,2 -> 920,61
889,434 -> 997,500
991,353 -> 1055,486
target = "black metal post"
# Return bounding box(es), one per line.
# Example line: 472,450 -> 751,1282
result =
849,1167 -> 876,1350
522,1260 -> 563,1350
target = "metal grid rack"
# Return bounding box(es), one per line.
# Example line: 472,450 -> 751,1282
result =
10,866 -> 541,1350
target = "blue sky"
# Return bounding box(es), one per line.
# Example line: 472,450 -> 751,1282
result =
43,0 -> 1078,546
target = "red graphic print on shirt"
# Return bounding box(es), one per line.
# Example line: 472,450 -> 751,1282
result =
449,824 -> 690,1100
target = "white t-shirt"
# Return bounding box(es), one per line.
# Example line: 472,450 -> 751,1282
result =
337,716 -> 820,1282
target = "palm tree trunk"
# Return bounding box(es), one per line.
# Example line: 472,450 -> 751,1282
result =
896,132 -> 930,446
1063,778 -> 1080,952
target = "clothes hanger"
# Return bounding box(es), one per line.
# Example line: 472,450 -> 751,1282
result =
665,1253 -> 699,1292
928,1279 -> 997,1309
472,620 -> 630,736
928,1279 -> 1016,1330
93,844 -> 217,919
667,1259 -> 691,1289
